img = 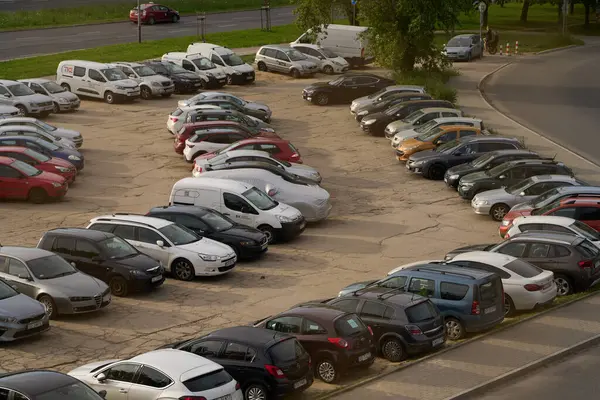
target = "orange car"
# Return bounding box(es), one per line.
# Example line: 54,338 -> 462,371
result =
395,125 -> 483,162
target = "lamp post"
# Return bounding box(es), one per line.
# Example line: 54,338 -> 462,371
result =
137,0 -> 141,43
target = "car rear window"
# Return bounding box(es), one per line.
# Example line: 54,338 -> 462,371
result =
172,108 -> 184,116
479,278 -> 501,302
577,240 -> 600,258
405,300 -> 438,323
182,368 -> 233,392
503,259 -> 543,278
268,338 -> 306,363
334,313 -> 367,336
288,143 -> 299,153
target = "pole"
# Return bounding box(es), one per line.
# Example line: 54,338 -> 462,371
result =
562,0 -> 568,35
137,0 -> 141,43
352,3 -> 356,25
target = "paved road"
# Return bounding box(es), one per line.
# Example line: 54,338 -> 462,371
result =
483,41 -> 600,166
0,6 -> 296,60
0,0 -> 129,12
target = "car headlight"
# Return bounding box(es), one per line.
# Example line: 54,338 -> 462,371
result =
475,200 -> 489,206
151,82 -> 161,87
357,110 -> 368,116
51,182 -> 62,188
449,174 -> 459,180
411,160 -> 424,167
199,253 -> 218,261
332,61 -> 342,66
205,72 -> 214,78
58,98 -> 69,104
240,241 -> 256,246
201,76 -> 209,82
404,145 -> 420,152
277,215 -> 294,223
55,166 -> 70,173
363,119 -> 376,125
461,182 -> 474,188
0,316 -> 18,323
501,220 -> 511,226
115,86 -> 125,90
234,71 -> 242,75
68,155 -> 81,161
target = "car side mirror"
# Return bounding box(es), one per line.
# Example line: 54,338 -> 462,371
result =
499,175 -> 506,179
96,373 -> 107,382
519,191 -> 526,196
17,274 -> 32,281
156,240 -> 165,247
70,262 -> 76,268
240,206 -> 251,213
10,284 -> 18,291
265,184 -> 278,197
98,390 -> 107,398
129,74 -> 135,79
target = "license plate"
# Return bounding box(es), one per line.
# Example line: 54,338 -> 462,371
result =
246,75 -> 254,80
294,378 -> 307,389
261,242 -> 268,249
127,92 -> 136,96
432,337 -> 444,347
214,395 -> 231,400
224,259 -> 235,267
306,97 -> 312,101
358,352 -> 371,362
484,306 -> 497,314
194,83 -> 202,86
299,221 -> 306,230
28,320 -> 43,329
406,163 -> 410,169
218,79 -> 226,83
151,275 -> 162,283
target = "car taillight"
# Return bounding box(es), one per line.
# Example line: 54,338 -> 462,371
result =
471,300 -> 480,315
504,232 -> 510,239
524,284 -> 542,291
405,324 -> 423,336
367,326 -> 373,336
327,337 -> 349,349
265,364 -> 286,379
194,165 -> 203,173
187,143 -> 195,148
179,397 -> 207,400
170,117 -> 178,122
579,260 -> 594,269
235,382 -> 240,390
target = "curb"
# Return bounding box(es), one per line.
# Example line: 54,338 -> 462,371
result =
535,44 -> 579,55
445,332 -> 600,400
315,290 -> 600,400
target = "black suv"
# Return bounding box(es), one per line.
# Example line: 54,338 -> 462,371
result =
354,92 -> 432,122
143,60 -> 204,93
308,289 -> 445,362
162,326 -> 313,400
0,370 -> 107,399
37,228 -> 165,296
146,205 -> 268,259
458,159 -> 574,200
407,136 -> 525,180
444,149 -> 541,189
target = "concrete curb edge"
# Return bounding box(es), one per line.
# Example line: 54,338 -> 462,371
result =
535,44 -> 578,55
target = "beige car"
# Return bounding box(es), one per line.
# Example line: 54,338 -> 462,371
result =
255,45 -> 319,78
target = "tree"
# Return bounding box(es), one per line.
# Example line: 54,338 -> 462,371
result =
520,0 -> 531,22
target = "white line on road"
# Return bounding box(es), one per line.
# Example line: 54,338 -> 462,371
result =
232,16 -> 254,21
217,24 -> 237,28
168,29 -> 191,33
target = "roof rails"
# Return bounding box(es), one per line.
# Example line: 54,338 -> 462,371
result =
94,214 -> 162,230
412,267 -> 476,280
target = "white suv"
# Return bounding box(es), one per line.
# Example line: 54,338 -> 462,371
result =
86,214 -> 237,281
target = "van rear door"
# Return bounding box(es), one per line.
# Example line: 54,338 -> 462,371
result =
477,276 -> 504,321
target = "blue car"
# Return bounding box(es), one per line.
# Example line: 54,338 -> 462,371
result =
0,136 -> 84,170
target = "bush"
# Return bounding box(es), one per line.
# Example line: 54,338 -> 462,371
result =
392,67 -> 458,104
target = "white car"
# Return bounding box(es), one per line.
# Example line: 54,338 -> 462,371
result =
178,91 -> 272,120
86,214 -> 237,281
0,105 -> 19,117
290,43 -> 350,74
450,251 -> 556,315
506,215 -> 600,247
167,104 -> 221,135
384,107 -> 462,139
0,117 -> 83,148
390,117 -> 484,148
68,349 -> 243,400
0,125 -> 76,149
194,149 -> 322,183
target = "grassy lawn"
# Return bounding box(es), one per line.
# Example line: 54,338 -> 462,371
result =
0,0 -> 292,31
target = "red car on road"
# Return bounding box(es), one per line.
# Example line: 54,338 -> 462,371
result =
0,147 -> 77,184
129,3 -> 180,24
0,156 -> 68,203
195,137 -> 303,164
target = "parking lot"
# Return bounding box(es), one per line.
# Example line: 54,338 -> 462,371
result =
0,68 -> 502,396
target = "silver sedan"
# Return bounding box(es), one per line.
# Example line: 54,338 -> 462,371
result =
0,247 -> 111,319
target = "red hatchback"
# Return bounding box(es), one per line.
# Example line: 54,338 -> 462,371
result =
0,147 -> 77,184
129,3 -> 180,24
0,156 -> 68,203
195,137 -> 303,164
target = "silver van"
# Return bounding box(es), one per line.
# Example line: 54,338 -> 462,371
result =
19,78 -> 81,113
0,80 -> 54,117
255,45 -> 319,78
161,52 -> 227,88
111,62 -> 175,99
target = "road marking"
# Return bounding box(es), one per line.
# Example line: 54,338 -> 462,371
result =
217,24 -> 236,28
232,16 -> 253,21
168,29 -> 191,33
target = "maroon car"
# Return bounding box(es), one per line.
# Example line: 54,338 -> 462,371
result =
129,3 -> 180,24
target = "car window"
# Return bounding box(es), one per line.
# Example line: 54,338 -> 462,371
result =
73,66 -> 86,77
529,243 -> 551,258
480,142 -> 515,152
578,207 -> 600,220
268,338 -> 306,363
259,143 -> 280,154
138,228 -> 163,244
553,245 -> 571,257
222,342 -> 249,361
172,215 -> 210,231
74,240 -> 101,259
543,224 -> 573,234
52,237 -> 75,255
211,54 -> 224,66
440,282 -> 469,300
523,183 -> 549,196
360,301 -> 388,318
189,340 -> 224,357
262,48 -> 277,58
0,256 -> 6,273
407,277 -> 435,297
495,242 -> 527,257
303,319 -> 327,334
436,131 -> 458,144
334,313 -> 366,336
329,298 -> 360,313
502,259 -> 543,277
113,225 -> 136,241
0,165 -> 22,178
136,366 -> 172,388
379,275 -> 407,289
88,70 -> 105,82
266,316 -> 302,334
459,129 -> 477,138
549,207 -> 577,218
405,300 -> 438,322
275,50 -> 289,61
182,369 -> 233,393
518,223 -> 545,232
7,258 -> 30,278
103,363 -> 140,383
355,76 -> 378,85
223,193 -> 252,213
88,223 -> 115,233
577,240 -> 600,258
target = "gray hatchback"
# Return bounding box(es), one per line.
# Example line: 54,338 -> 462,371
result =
0,277 -> 50,342
255,45 -> 319,78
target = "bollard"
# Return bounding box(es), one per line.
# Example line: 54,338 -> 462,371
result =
506,42 -> 511,56
515,40 -> 519,55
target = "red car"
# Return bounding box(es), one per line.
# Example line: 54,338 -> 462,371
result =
0,147 -> 77,184
129,3 -> 180,24
0,156 -> 68,203
499,197 -> 600,237
195,137 -> 303,164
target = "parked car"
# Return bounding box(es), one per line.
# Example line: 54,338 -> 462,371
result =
443,34 -> 483,61
69,349 -> 243,400
0,370 -> 107,399
390,117 -> 484,148
406,136 -> 524,180
111,62 -> 175,99
253,306 -> 376,383
255,45 -> 319,78
350,85 -> 426,114
193,149 -> 321,183
302,73 -> 395,106
167,105 -> 221,135
146,205 -> 269,260
162,52 -> 228,88
384,107 -> 463,139
395,126 -> 484,162
337,263 -> 505,340
187,42 -> 256,85
472,175 -> 585,221
37,228 -> 165,296
458,159 -> 574,200
182,127 -> 276,160
0,136 -> 84,170
0,105 -> 19,117
291,43 -> 350,74
197,164 -> 332,223
183,98 -> 272,123
506,216 -> 600,247
0,156 -> 68,203
184,109 -> 274,132
0,247 -> 110,318
19,78 -> 81,113
0,146 -> 77,184
444,149 -> 542,189
0,79 -> 53,117
129,3 -> 180,24
179,92 -> 272,122
0,125 -> 77,150
311,289 -> 445,361
195,137 -> 303,164
448,251 -> 556,316
353,92 -> 432,122
0,117 -> 83,148
162,326 -> 313,399
0,276 -> 50,341
143,60 -> 205,93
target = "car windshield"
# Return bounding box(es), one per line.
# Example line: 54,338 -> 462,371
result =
321,47 -> 338,58
470,152 -> 495,168
243,187 -> 277,210
192,57 -> 216,70
507,178 -> 534,194
241,114 -> 257,127
487,163 -> 509,177
436,139 -> 461,153
285,49 -> 307,61
133,65 -> 158,77
164,63 -> 189,74
100,68 -> 128,81
221,53 -> 245,66
414,120 -> 438,133
224,95 -> 245,106
367,88 -> 387,99
159,224 -> 200,245
416,126 -> 444,141
36,382 -> 105,400
98,236 -> 139,259
202,210 -> 234,232
530,199 -> 561,215
34,120 -> 58,132
24,148 -> 50,162
41,81 -> 66,94
403,110 -> 425,123
11,159 -> 42,176
27,255 -> 77,279
7,83 -> 35,96
329,76 -> 345,86
38,139 -> 60,151
571,220 -> 600,241
0,279 -> 18,300
384,104 -> 403,115
531,188 -> 563,208
447,37 -> 471,47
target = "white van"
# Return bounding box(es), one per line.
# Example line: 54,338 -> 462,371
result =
161,52 -> 227,88
186,43 -> 255,85
169,177 -> 306,243
291,24 -> 373,67
56,60 -> 140,104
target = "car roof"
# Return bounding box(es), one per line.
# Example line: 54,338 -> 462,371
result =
0,146 -> 29,153
452,34 -> 477,39
438,125 -> 480,132
418,107 -> 459,114
45,227 -> 115,241
149,205 -> 213,216
0,246 -> 54,261
0,117 -> 37,124
0,370 -> 80,396
350,287 -> 427,307
402,262 -> 494,280
0,125 -> 40,132
384,85 -> 426,91
207,326 -> 291,346
504,158 -> 561,166
90,214 -> 173,229
130,349 -> 219,378
184,120 -> 243,129
431,117 -> 482,124
208,162 -> 280,173
18,78 -> 52,84
0,79 -> 20,85
508,231 -> 583,245
232,137 -> 288,144
189,128 -> 243,135
189,109 -> 237,116
513,215 -> 576,226
261,44 -> 294,51
59,60 -> 112,69
486,149 -> 539,157
113,61 -> 144,67
173,177 -> 254,192
0,156 -> 15,164
0,136 -> 44,144
459,136 -> 518,143
530,174 -> 579,183
450,251 -> 517,269
284,305 -> 347,320
217,150 -> 272,160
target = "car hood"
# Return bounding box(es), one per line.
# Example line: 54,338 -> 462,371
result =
447,163 -> 478,175
362,111 -> 386,122
473,188 -> 517,203
245,102 -> 271,113
111,79 -> 139,89
221,225 -> 266,241
46,157 -> 76,169
445,46 -> 471,53
408,149 -> 447,162
43,272 -> 107,296
351,96 -> 375,110
294,60 -> 318,69
15,93 -> 53,103
69,359 -> 121,378
36,170 -> 67,184
394,128 -> 420,142
54,127 -> 81,140
0,293 -> 46,318
0,105 -> 18,115
173,72 -> 201,80
56,147 -> 83,158
338,280 -> 378,296
143,75 -> 173,84
304,82 -> 331,91
226,63 -> 254,74
113,253 -> 161,271
178,237 -> 235,257
287,164 -> 320,178
399,138 -> 427,150
460,171 -> 489,184
269,202 -> 303,219
387,120 -> 415,133
330,56 -> 349,65
51,91 -> 79,102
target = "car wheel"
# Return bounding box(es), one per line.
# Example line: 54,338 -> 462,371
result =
172,15 -> 179,23
38,294 -> 57,319
15,104 -> 28,116
258,225 -> 276,244
257,62 -> 268,72
290,68 -> 301,79
426,164 -> 446,180
173,258 -> 195,281
52,102 -> 60,113
104,91 -> 116,104
504,294 -> 516,317
323,65 -> 334,74
316,358 -> 338,383
226,75 -> 234,85
199,79 -> 208,90
28,188 -> 48,204
445,317 -> 465,340
381,337 -> 406,362
244,383 -> 268,400
555,274 -> 573,296
61,83 -> 71,92
315,93 -> 329,106
148,17 -> 155,25
490,203 -> 510,221
140,86 -> 152,100
109,276 -> 129,297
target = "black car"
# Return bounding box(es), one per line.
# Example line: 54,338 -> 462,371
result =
308,289 -> 446,362
161,326 -> 313,399
143,60 -> 205,93
0,370 -> 107,399
354,92 -> 432,122
146,205 -> 269,259
406,136 -> 525,180
185,109 -> 273,133
37,228 -> 165,297
302,73 -> 395,106
185,99 -> 270,122
360,99 -> 455,136
444,149 -> 543,189
458,159 -> 574,200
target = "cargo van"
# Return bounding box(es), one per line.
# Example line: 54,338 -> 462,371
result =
291,24 -> 373,67
169,177 -> 306,243
161,52 -> 227,88
186,43 -> 256,84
